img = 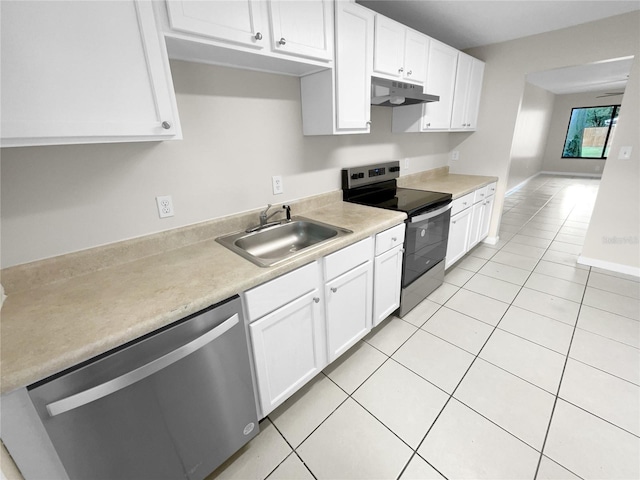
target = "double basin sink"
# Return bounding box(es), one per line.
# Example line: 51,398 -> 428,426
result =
216,217 -> 352,267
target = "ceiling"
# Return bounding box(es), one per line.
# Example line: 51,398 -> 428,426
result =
356,1 -> 639,95
526,57 -> 634,95
356,1 -> 640,50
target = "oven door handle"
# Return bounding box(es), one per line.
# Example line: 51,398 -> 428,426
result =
410,203 -> 452,223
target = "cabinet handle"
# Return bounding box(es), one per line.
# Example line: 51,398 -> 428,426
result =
161,121 -> 171,130
398,67 -> 404,73
278,37 -> 286,45
463,202 -> 467,206
452,220 -> 457,224
366,121 -> 372,126
400,248 -> 405,253
407,70 -> 412,76
313,297 -> 320,303
254,32 -> 263,41
391,237 -> 397,242
331,287 -> 337,293
425,123 -> 431,128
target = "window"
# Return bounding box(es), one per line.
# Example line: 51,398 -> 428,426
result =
562,105 -> 620,159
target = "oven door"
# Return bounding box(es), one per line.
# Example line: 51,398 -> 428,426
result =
402,202 -> 451,287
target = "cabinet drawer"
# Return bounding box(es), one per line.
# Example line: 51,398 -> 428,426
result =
487,182 -> 497,197
244,262 -> 319,321
473,186 -> 488,204
375,224 -> 406,256
324,237 -> 373,281
451,192 -> 474,216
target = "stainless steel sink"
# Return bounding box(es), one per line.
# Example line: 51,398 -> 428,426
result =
216,216 -> 352,267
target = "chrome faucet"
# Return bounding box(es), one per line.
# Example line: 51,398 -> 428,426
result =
246,204 -> 291,233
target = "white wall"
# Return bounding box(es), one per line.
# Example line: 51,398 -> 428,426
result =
506,82 -> 555,191
0,61 -> 451,268
541,89 -> 622,175
451,11 -> 639,240
581,56 -> 640,273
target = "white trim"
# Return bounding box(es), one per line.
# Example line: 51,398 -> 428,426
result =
505,173 -> 541,196
540,171 -> 602,178
577,255 -> 640,278
482,235 -> 500,246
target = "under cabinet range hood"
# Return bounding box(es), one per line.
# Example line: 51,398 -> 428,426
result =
371,76 -> 439,107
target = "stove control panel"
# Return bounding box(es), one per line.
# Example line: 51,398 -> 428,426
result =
342,161 -> 400,189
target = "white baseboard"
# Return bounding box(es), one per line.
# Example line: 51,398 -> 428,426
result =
540,171 -> 602,178
482,235 -> 500,246
577,255 -> 640,278
505,173 -> 541,196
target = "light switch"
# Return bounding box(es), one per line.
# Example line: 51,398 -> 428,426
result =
618,146 -> 633,160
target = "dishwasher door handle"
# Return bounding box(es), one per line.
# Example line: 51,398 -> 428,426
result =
46,313 -> 240,417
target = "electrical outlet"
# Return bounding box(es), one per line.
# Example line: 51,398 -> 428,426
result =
156,195 -> 174,218
618,146 -> 633,160
272,175 -> 283,195
451,150 -> 460,161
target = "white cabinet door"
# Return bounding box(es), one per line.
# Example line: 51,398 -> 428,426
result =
479,195 -> 495,241
301,1 -> 372,135
467,202 -> 483,250
335,2 -> 374,131
373,15 -> 405,79
403,30 -> 428,85
166,0 -> 266,49
451,52 -> 472,129
373,16 -> 427,85
451,53 -> 485,130
325,261 -> 373,362
249,289 -> 326,417
373,245 -> 403,327
1,0 -> 180,148
269,0 -> 333,61
422,40 -> 458,130
466,58 -> 485,129
446,207 -> 472,269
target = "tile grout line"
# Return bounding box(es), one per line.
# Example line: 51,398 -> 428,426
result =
262,176 -> 607,480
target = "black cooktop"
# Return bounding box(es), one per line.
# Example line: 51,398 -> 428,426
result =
344,180 -> 452,217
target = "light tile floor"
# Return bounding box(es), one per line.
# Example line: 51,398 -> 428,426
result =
209,175 -> 640,480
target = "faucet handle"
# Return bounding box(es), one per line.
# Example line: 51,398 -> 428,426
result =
282,204 -> 291,221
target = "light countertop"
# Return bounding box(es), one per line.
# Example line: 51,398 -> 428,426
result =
0,200 -> 406,394
399,172 -> 498,199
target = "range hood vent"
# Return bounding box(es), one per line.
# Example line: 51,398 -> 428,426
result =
371,76 -> 439,106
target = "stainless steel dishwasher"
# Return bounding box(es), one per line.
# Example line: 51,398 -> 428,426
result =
25,295 -> 259,480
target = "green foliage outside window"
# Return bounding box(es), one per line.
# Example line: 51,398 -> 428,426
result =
562,105 -> 620,159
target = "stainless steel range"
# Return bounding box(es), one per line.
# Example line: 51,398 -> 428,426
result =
342,161 -> 452,317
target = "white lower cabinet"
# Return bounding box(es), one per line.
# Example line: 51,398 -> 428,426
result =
249,289 -> 325,417
446,182 -> 497,269
445,207 -> 472,269
372,223 -> 406,326
325,261 -> 373,362
373,245 -> 404,326
244,235 -> 381,418
479,195 -> 495,239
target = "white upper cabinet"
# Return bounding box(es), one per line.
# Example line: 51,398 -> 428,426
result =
161,0 -> 333,75
391,38 -> 458,133
301,1 -> 374,135
451,52 -> 485,130
269,0 -> 333,61
0,0 -> 181,148
166,0 -> 266,49
373,15 -> 427,85
422,40 -> 459,130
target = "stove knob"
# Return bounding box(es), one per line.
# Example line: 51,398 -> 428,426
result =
351,173 -> 359,180
358,173 -> 365,179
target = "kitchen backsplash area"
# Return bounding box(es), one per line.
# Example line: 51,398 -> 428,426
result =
0,60 -> 452,270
